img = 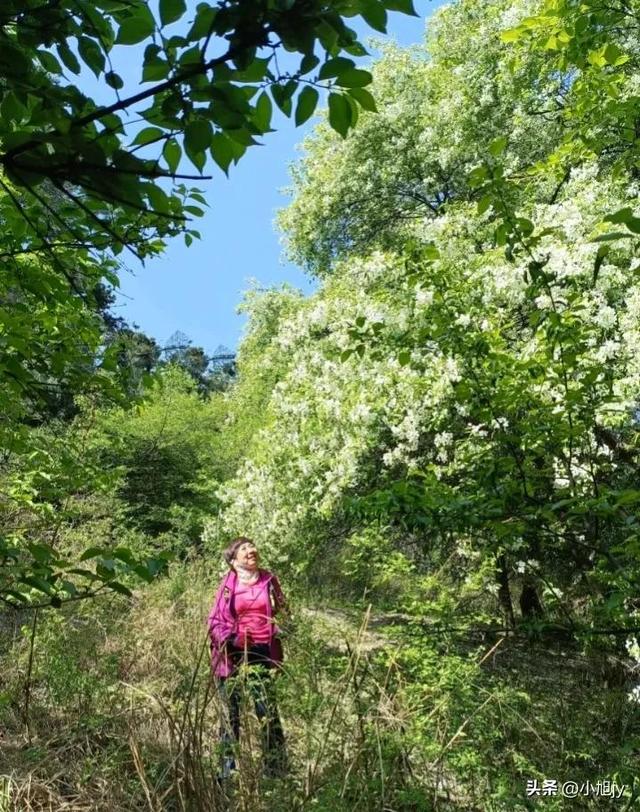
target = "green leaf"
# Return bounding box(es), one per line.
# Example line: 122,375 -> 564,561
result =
132,126 -> 163,146
300,53 -> 320,75
133,564 -> 154,583
112,547 -> 135,565
185,148 -> 206,173
603,43 -> 629,66
147,184 -> 171,214
78,36 -> 105,77
218,136 -> 246,164
4,590 -> 28,604
80,547 -> 105,561
253,91 -> 273,133
271,83 -> 294,117
592,232 -> 633,242
489,135 -> 507,157
188,4 -> 217,40
225,127 -> 258,146
516,217 -> 534,237
335,68 -> 372,88
233,57 -> 271,83
614,490 -> 640,507
477,194 -> 493,215
36,50 -> 62,74
105,71 -> 124,89
328,93 -> 352,137
383,0 -> 418,15
604,207 -> 640,233
295,86 -> 318,126
185,119 -> 213,152
20,575 -> 55,596
210,132 -> 234,174
184,204 -> 204,216
142,45 -> 170,82
179,45 -> 203,68
345,94 -> 359,128
359,0 -> 387,33
605,207 -> 633,224
316,19 -> 339,53
56,41 -> 81,74
28,543 -> 53,564
96,560 -> 116,581
495,223 -> 509,246
575,15 -> 589,36
67,568 -> 97,580
0,92 -> 27,123
117,9 -> 156,45
0,41 -> 30,74
147,557 -> 168,577
319,57 -> 355,80
61,580 -> 77,596
587,47 -> 607,68
347,86 -> 377,112
159,0 -> 186,26
500,28 -> 523,43
344,40 -> 369,57
468,165 -> 488,188
142,60 -> 170,81
109,581 -> 133,597
163,138 -> 181,173
398,350 -> 411,366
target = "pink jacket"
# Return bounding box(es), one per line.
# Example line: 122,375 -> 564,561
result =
207,569 -> 285,678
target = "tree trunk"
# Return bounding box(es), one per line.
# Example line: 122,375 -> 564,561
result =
519,576 -> 544,619
497,555 -> 516,630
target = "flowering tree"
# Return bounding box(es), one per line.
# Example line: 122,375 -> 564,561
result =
210,0 -> 640,642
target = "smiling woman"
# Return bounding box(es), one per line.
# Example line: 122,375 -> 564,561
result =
207,537 -> 288,779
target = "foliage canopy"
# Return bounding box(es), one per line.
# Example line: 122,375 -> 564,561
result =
0,0 -> 418,606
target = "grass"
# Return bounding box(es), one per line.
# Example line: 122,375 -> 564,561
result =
1,563 -> 639,811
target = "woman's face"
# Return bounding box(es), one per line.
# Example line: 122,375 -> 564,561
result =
233,541 -> 259,570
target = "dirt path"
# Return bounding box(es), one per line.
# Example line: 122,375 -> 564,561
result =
300,605 -> 409,653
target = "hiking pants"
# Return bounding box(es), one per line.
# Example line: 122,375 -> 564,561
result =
217,643 -> 286,776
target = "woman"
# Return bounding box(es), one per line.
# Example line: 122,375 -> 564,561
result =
207,537 -> 287,779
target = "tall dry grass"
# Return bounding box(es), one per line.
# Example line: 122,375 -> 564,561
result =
2,563 -> 639,811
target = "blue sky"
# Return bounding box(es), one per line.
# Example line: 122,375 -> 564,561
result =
112,1 -> 449,353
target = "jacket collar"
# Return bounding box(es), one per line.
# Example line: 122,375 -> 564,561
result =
225,568 -> 271,589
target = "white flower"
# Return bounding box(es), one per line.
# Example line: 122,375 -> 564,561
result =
444,357 -> 461,383
594,305 -> 617,330
596,340 -> 620,362
349,403 -> 373,423
628,684 -> 640,704
434,431 -> 453,448
626,637 -> 640,662
415,287 -> 434,307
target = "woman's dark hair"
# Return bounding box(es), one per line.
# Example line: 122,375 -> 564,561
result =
223,536 -> 255,566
